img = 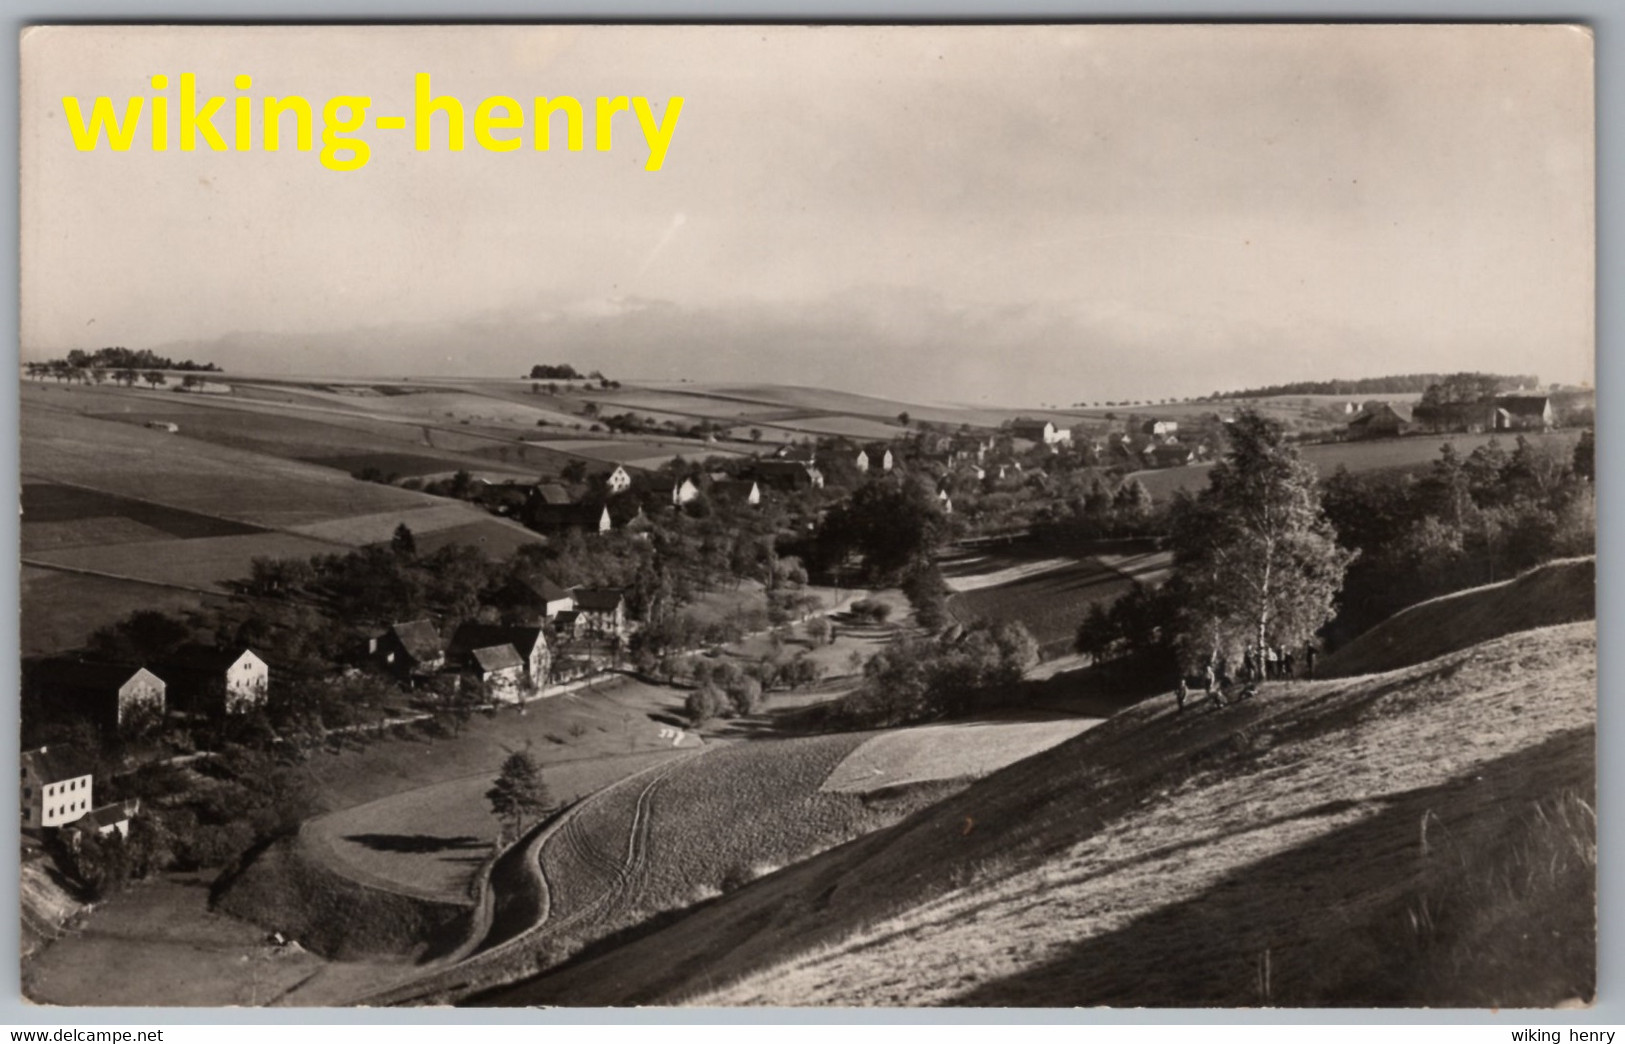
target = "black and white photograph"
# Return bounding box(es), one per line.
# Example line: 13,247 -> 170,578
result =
16,24 -> 1596,1008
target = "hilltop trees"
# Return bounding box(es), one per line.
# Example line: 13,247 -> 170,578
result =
1168,412 -> 1355,670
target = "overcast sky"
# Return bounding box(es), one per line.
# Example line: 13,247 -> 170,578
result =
21,24 -> 1594,405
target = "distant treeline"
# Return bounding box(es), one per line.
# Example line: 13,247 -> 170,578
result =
50,347 -> 220,372
529,363 -> 607,380
1205,373 -> 1541,401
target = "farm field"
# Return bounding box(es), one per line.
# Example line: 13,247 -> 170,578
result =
525,437 -> 745,467
949,555 -> 1136,658
304,748 -> 695,904
22,405 -> 443,529
759,415 -> 909,441
20,566 -> 231,656
485,616 -> 1595,1008
1126,429 -> 1583,502
820,717 -> 1100,794
526,731 -> 968,972
24,532 -> 341,592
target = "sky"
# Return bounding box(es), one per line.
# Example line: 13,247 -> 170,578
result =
20,24 -> 1594,406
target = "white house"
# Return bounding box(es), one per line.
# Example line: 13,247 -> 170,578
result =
21,746 -> 94,831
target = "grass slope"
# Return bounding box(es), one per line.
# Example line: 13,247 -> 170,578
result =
1320,557 -> 1594,678
478,620 -> 1594,1008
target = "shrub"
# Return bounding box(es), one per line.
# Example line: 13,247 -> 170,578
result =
725,676 -> 764,717
850,598 -> 892,623
684,684 -> 728,725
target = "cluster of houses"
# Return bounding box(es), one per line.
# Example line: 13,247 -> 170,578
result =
29,647 -> 270,732
1348,395 -> 1556,440
366,580 -> 630,702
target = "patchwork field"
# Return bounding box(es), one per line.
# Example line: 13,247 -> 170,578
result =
525,438 -> 744,467
25,532 -> 343,591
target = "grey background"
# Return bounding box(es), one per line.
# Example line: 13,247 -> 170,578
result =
0,0 -> 1614,1027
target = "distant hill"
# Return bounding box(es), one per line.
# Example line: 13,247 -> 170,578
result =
1206,373 -> 1540,401
1318,557 -> 1594,678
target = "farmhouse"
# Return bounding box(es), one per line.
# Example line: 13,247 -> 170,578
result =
856,445 -> 894,473
374,620 -> 445,677
710,479 -> 761,506
1141,419 -> 1179,437
605,465 -> 634,495
647,475 -> 701,507
157,646 -> 268,716
532,483 -> 573,506
1010,418 -> 1065,445
69,800 -> 142,843
144,421 -> 180,434
21,746 -> 94,831
754,460 -> 824,491
35,661 -> 167,729
519,575 -> 576,618
1348,402 -> 1415,439
526,502 -> 612,536
573,589 -> 629,639
452,623 -> 550,689
1492,395 -> 1555,431
469,644 -> 526,702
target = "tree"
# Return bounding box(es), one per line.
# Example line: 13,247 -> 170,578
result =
897,411 -> 911,427
486,750 -> 551,839
391,523 -> 417,558
1167,411 -> 1355,671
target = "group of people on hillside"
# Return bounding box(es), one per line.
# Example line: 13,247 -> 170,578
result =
1175,640 -> 1318,713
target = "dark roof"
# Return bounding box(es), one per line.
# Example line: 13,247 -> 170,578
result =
710,479 -> 758,501
553,610 -> 580,627
471,644 -> 524,673
521,575 -> 572,604
1495,395 -> 1552,417
1011,418 -> 1053,435
1352,402 -> 1415,424
159,644 -> 257,674
453,623 -> 546,659
573,589 -> 625,612
33,660 -> 160,693
528,503 -> 608,530
21,746 -> 93,784
76,802 -> 132,832
533,483 -> 572,505
390,620 -> 443,663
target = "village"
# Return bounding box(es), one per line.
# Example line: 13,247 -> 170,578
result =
17,362 -> 1597,1008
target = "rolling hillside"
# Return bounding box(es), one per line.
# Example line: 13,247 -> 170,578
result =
476,617 -> 1595,1008
1318,557 -> 1594,678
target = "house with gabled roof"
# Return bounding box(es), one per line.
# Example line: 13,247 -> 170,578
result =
21,746 -> 94,831
451,623 -> 550,690
375,619 -> 445,677
754,459 -> 824,491
710,479 -> 761,506
526,502 -> 612,536
1348,402 -> 1415,439
1492,395 -> 1555,431
573,589 -> 628,639
470,644 -> 526,701
519,575 -> 575,618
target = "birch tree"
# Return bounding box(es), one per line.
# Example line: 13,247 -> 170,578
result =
1168,412 -> 1355,670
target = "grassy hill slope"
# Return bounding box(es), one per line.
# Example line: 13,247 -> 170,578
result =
1319,557 -> 1594,678
477,621 -> 1594,1008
